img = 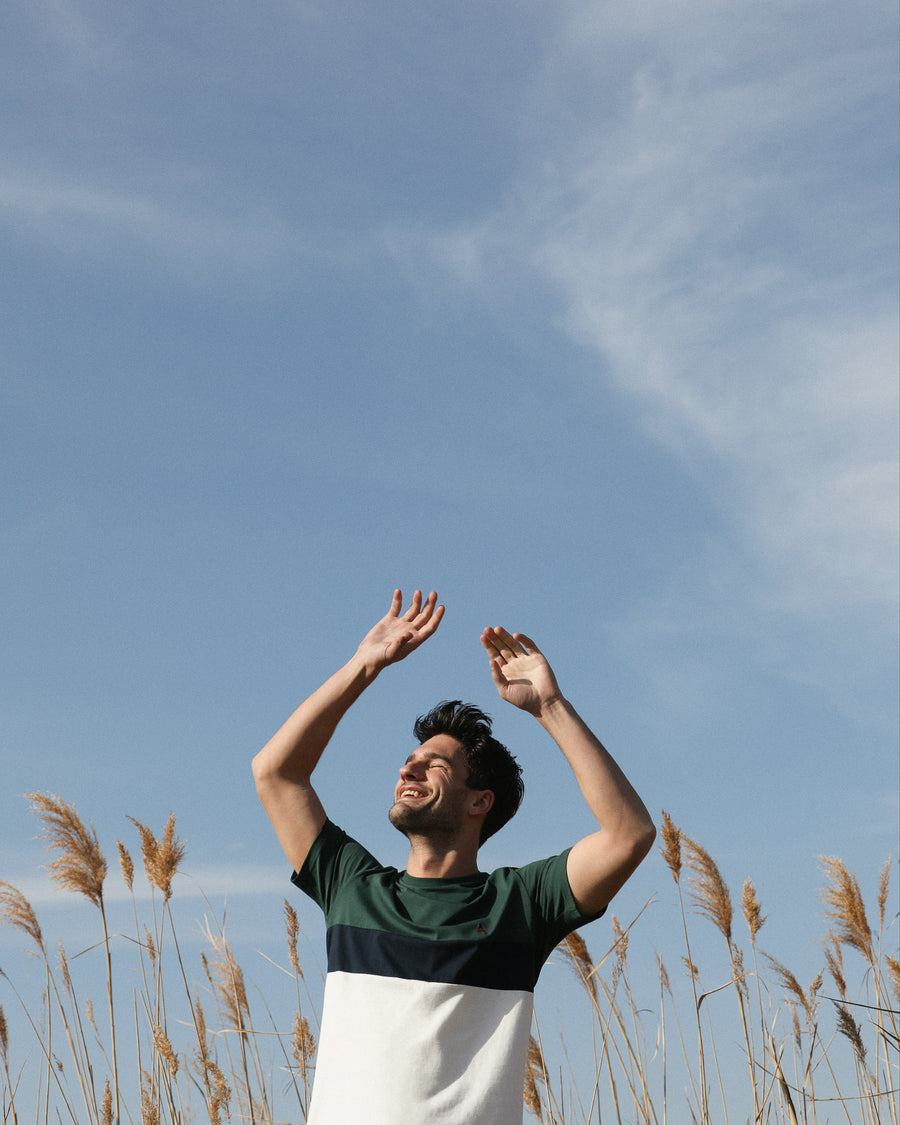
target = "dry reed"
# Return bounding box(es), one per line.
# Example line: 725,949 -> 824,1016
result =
560,930 -> 598,1004
659,810 -> 682,882
285,900 -> 303,978
117,843 -> 134,894
524,1035 -> 548,1122
1,797 -> 896,1125
820,855 -> 874,964
887,955 -> 900,1006
27,793 -> 107,909
101,1080 -> 113,1125
0,882 -> 45,955
741,878 -> 765,943
682,833 -> 732,945
127,814 -> 186,903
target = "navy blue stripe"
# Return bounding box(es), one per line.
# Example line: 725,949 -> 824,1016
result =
326,924 -> 536,992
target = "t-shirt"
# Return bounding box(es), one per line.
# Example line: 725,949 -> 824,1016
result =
292,819 -> 603,1125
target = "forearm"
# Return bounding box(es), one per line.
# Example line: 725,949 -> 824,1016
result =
252,653 -> 378,787
535,697 -> 655,842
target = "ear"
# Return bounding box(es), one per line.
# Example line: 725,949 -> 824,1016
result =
467,789 -> 494,818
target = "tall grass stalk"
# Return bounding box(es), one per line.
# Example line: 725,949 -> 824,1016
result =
0,799 -> 896,1124
659,810 -> 710,1123
27,793 -> 119,1124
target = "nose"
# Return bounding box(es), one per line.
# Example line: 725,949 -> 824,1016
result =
399,760 -> 424,782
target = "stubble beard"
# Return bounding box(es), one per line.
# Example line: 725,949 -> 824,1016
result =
388,794 -> 465,841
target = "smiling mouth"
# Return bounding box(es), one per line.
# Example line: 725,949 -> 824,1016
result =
398,788 -> 428,800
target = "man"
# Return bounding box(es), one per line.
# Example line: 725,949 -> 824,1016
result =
252,589 -> 656,1124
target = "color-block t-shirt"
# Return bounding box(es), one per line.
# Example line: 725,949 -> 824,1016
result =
292,820 -> 603,1125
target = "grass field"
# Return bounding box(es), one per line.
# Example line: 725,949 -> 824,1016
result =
1,795 -> 896,1124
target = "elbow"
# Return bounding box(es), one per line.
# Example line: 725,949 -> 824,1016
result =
251,750 -> 266,785
638,817 -> 657,859
251,748 -> 311,796
626,815 -> 657,869
251,749 -> 279,793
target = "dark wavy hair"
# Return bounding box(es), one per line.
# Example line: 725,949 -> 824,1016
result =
413,700 -> 524,843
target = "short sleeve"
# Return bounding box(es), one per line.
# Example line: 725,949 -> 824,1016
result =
513,849 -> 606,966
291,820 -> 387,916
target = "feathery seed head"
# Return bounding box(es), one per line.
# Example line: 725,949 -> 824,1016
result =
741,879 -> 766,942
140,1070 -> 160,1125
560,930 -> 597,1001
834,1002 -> 867,1063
820,856 -> 873,965
204,929 -> 250,1031
145,926 -> 156,968
284,900 -> 302,977
824,938 -> 847,998
153,1024 -> 179,1076
886,955 -> 899,1005
192,996 -> 210,1070
101,1080 -> 113,1125
657,953 -> 672,996
292,1011 -> 316,1093
683,833 -> 732,943
791,1007 -> 802,1050
27,793 -> 107,909
117,841 -> 134,892
611,915 -> 629,988
877,858 -> 891,930
732,945 -> 748,1000
207,1061 -> 231,1125
659,810 -> 682,882
523,1035 -> 546,1121
129,813 -> 186,901
0,881 -> 45,954
58,942 -> 73,995
764,954 -> 818,1022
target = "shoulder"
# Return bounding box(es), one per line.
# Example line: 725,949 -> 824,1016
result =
492,850 -> 605,925
292,821 -> 394,909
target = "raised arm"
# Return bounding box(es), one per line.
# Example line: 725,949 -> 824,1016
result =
253,590 -> 444,872
481,626 -> 655,916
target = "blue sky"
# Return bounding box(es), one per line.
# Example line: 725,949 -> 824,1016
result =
1,0 -> 897,1115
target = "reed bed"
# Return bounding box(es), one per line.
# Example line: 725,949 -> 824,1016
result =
0,796 -> 896,1124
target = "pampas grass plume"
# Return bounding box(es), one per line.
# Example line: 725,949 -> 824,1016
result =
26,792 -> 107,909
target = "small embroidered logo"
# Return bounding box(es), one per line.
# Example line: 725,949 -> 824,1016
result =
476,923 -> 487,934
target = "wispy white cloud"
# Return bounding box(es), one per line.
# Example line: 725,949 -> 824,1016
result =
388,1 -> 898,619
0,168 -> 296,277
4,864 -> 288,908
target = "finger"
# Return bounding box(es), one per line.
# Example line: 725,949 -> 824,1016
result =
480,627 -> 505,660
388,589 -> 403,617
418,601 -> 445,638
490,626 -> 522,658
487,657 -> 508,688
513,632 -> 540,654
385,629 -> 414,659
403,589 -> 423,619
413,590 -> 439,625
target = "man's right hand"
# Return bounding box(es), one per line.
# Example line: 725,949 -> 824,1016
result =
253,588 -> 444,873
356,589 -> 445,675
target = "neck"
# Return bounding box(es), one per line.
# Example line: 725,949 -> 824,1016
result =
404,835 -> 481,878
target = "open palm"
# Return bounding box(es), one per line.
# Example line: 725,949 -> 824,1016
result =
357,589 -> 444,672
480,626 -> 562,715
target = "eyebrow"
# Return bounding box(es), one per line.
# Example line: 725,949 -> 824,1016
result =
404,751 -> 453,766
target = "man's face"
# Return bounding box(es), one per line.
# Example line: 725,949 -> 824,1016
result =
388,733 -> 475,839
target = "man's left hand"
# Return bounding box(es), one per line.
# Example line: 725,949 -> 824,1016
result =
480,627 -> 563,717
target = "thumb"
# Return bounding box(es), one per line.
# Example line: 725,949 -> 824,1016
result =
385,630 -> 415,660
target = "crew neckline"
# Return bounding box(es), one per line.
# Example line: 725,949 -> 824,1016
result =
400,870 -> 488,887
